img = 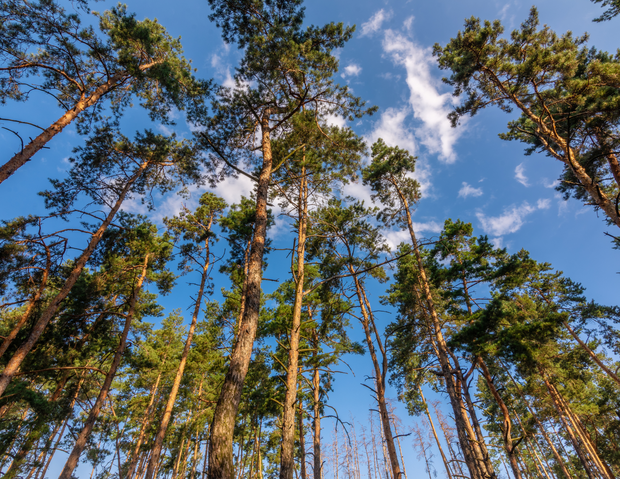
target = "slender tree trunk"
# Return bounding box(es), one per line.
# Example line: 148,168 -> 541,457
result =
542,376 -> 598,479
478,360 -> 522,479
0,73 -> 123,184
312,349 -> 322,479
280,167 -> 308,479
125,370 -> 164,479
413,424 -> 433,479
173,432 -> 188,479
390,414 -> 407,479
551,382 -> 614,479
483,70 -> 620,228
349,274 -> 401,479
419,387 -> 454,479
145,226 -> 213,479
393,182 -> 493,479
0,162 -> 148,397
434,403 -> 467,479
0,60 -> 159,185
58,253 -> 150,479
3,370 -> 86,479
502,365 -> 573,479
299,402 -> 307,479
562,320 -> 620,388
208,109 -> 273,479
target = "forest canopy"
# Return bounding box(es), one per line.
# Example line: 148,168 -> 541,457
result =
0,0 -> 618,479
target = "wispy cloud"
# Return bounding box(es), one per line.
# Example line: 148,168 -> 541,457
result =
476,199 -> 550,237
360,9 -> 392,37
458,182 -> 483,198
210,44 -> 236,89
403,16 -> 414,31
544,178 -> 559,189
515,163 -> 529,186
382,30 -> 463,163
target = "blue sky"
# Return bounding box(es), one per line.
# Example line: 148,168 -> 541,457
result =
1,0 -> 619,477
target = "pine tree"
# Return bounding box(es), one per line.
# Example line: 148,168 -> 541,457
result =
0,0 -> 206,183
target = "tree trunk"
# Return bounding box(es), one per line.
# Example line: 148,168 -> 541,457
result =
419,387 -> 454,479
208,110 -> 273,479
395,182 -> 495,479
0,162 -> 148,397
299,402 -> 307,479
542,376 -> 598,479
125,370 -> 164,479
0,73 -> 126,184
3,369 -> 86,479
478,360 -> 522,479
145,224 -> 213,479
58,253 -> 150,479
349,274 -> 401,479
280,166 -> 308,479
483,69 -> 620,228
312,347 -> 322,479
563,320 -> 620,388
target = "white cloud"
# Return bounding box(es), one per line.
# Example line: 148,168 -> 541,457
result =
367,107 -> 416,156
325,114 -> 347,128
360,9 -> 392,37
383,221 -> 442,250
458,182 -> 483,198
382,30 -> 463,163
476,200 -> 550,237
341,63 -> 362,79
515,163 -> 529,186
157,124 -> 174,136
343,180 -> 374,206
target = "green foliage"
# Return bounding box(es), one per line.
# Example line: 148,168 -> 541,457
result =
0,0 -> 207,126
592,0 -> 620,21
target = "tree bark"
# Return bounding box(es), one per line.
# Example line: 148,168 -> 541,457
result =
0,73 -> 124,184
312,344 -> 322,479
299,401 -> 307,479
349,274 -> 401,479
394,181 -> 495,479
58,253 -> 150,479
208,109 -> 273,479
280,165 -> 308,479
0,61 -> 159,185
481,67 -> 620,228
419,387 -> 454,479
478,360 -> 522,479
0,162 -> 148,397
125,370 -> 164,479
145,221 -> 213,479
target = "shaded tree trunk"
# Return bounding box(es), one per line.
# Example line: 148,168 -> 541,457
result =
58,253 -> 150,479
280,167 -> 308,479
145,223 -> 214,479
349,274 -> 401,479
0,162 -> 148,397
208,110 -> 273,479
